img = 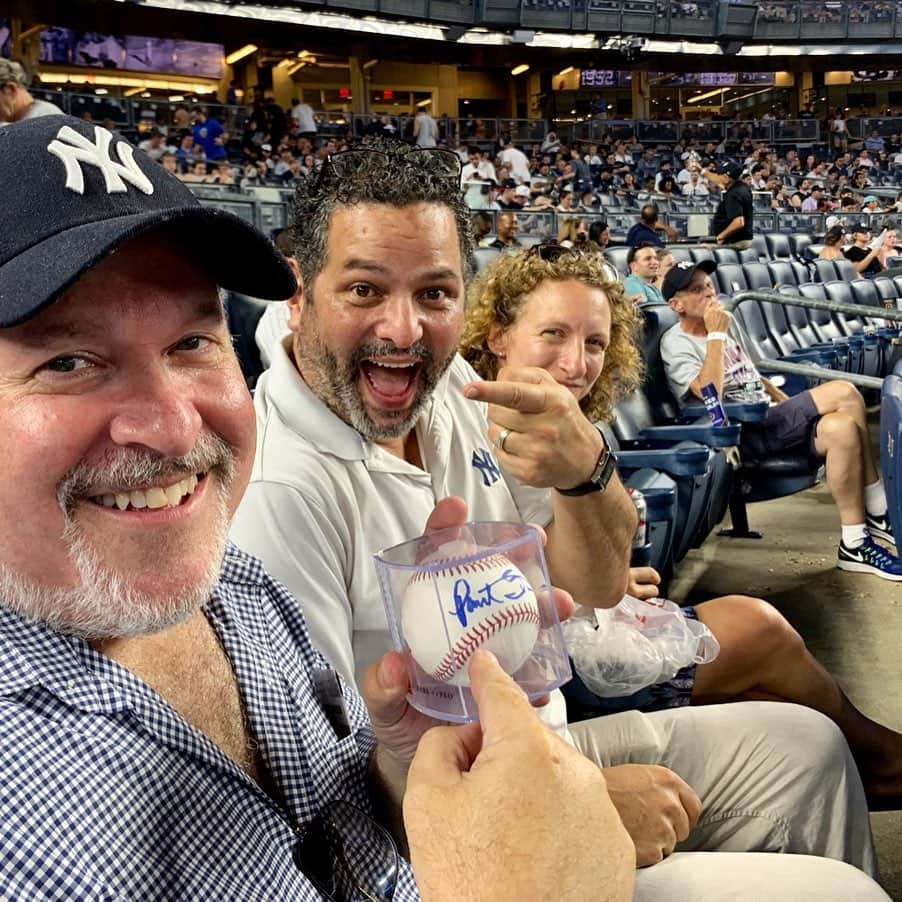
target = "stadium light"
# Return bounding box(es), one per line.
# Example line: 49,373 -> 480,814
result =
225,44 -> 258,65
511,64 -> 530,75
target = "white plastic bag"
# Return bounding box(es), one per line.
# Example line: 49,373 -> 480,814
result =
561,595 -> 720,697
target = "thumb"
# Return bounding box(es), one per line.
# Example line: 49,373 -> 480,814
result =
361,651 -> 410,730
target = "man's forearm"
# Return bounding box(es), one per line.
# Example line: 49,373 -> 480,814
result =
690,340 -> 726,399
545,473 -> 636,609
717,216 -> 744,243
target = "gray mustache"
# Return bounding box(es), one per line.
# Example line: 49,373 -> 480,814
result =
57,433 -> 235,514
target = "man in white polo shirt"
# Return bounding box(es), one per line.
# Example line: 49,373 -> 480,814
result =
230,136 -> 884,899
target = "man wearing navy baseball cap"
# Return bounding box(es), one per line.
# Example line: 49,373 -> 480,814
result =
661,257 -> 902,582
700,160 -> 754,248
0,116 -> 637,899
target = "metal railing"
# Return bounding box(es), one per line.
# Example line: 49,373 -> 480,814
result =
724,289 -> 902,391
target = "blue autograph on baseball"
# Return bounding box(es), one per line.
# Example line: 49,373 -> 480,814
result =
450,570 -> 532,628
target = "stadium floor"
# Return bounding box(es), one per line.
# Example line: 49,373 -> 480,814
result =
669,409 -> 902,900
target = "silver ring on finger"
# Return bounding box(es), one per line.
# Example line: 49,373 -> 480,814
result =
497,427 -> 512,453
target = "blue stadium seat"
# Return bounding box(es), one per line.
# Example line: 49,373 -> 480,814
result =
814,259 -> 838,283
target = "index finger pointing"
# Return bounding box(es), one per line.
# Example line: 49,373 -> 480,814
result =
463,379 -> 552,414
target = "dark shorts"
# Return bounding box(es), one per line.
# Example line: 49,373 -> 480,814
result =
739,390 -> 823,464
562,606 -> 698,724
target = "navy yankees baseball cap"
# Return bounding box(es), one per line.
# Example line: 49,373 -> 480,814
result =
0,115 -> 296,327
662,258 -> 717,302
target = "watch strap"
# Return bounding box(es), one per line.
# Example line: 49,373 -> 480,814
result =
555,444 -> 616,497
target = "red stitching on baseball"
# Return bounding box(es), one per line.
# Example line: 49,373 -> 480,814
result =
432,603 -> 541,682
409,553 -> 514,584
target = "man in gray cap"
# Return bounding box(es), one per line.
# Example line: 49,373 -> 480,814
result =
0,114 -> 633,899
0,59 -> 63,125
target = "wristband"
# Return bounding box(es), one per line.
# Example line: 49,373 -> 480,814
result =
707,331 -> 728,343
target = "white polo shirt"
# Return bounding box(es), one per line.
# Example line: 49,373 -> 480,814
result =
230,342 -> 553,695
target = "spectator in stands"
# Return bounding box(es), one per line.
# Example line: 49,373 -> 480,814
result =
802,185 -> 825,212
232,135 -> 887,894
569,147 -> 593,194
819,226 -> 847,261
289,97 -> 317,141
702,161 -> 754,249
626,203 -> 677,248
653,158 -> 674,191
499,136 -> 531,184
877,227 -> 899,270
623,242 -> 664,305
588,219 -> 610,249
471,211 -> 493,247
413,107 -> 438,149
0,115 -> 637,900
181,160 -> 213,184
654,247 -> 674,292
661,261 -> 901,581
556,187 -> 576,213
862,195 -> 881,215
655,174 -> 678,199
211,161 -> 236,185
635,147 -> 659,183
489,210 -> 521,249
681,168 -> 710,197
137,128 -> 171,161
865,130 -> 886,154
0,59 -> 62,125
461,146 -> 496,182
845,223 -> 890,276
463,246 -> 902,800
191,107 -> 226,162
160,151 -> 179,176
496,178 -> 520,211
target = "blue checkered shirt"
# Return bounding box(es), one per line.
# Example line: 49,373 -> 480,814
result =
0,543 -> 419,900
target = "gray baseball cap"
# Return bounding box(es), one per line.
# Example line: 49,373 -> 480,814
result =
0,59 -> 28,87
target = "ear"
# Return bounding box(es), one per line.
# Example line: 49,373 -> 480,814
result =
285,258 -> 306,333
486,322 -> 509,358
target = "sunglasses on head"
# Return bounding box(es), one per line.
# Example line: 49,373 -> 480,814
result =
527,243 -> 620,281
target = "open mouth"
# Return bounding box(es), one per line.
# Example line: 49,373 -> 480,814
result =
88,473 -> 205,512
360,359 -> 422,407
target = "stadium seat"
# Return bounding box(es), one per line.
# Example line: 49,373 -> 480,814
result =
751,234 -> 769,261
874,277 -> 900,308
715,263 -> 748,294
738,247 -> 759,264
613,391 -> 736,564
849,279 -> 882,308
687,246 -> 713,264
742,262 -> 774,292
767,260 -> 800,287
713,247 -> 740,266
834,258 -> 859,282
668,247 -> 695,266
765,233 -> 793,259
604,246 -> 631,277
814,259 -> 838,282
790,234 -> 814,261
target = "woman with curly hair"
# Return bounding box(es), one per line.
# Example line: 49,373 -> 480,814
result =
461,246 -> 902,800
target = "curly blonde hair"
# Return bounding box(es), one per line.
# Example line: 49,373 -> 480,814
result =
461,249 -> 644,422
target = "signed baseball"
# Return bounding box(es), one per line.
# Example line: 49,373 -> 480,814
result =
400,550 -> 541,687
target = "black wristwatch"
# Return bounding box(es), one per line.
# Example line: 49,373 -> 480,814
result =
555,436 -> 616,497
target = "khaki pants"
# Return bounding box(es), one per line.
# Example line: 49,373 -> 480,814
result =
569,702 -> 886,899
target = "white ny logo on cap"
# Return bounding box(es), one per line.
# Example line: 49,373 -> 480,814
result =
47,125 -> 154,196
677,260 -> 695,270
